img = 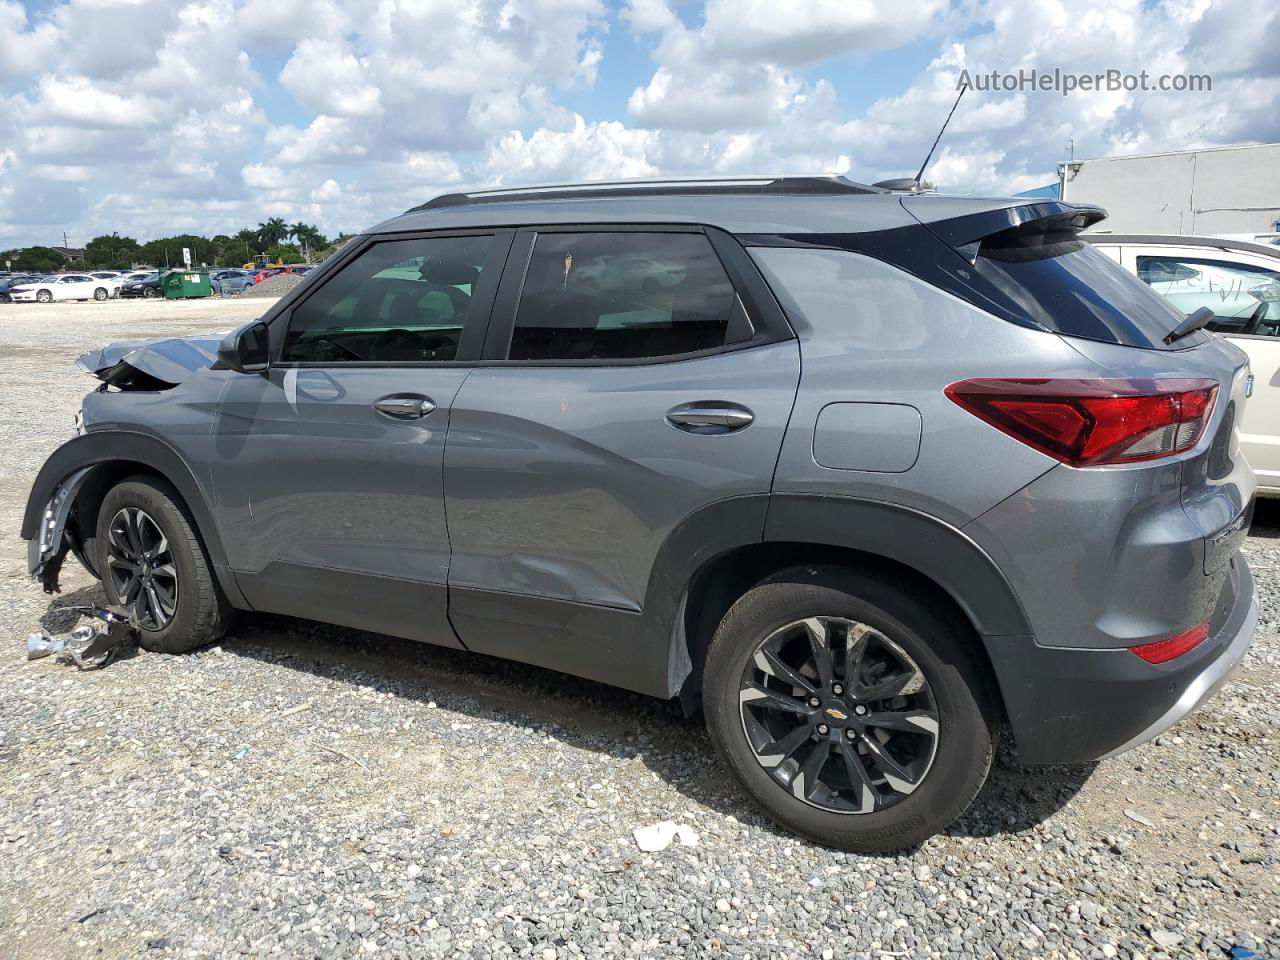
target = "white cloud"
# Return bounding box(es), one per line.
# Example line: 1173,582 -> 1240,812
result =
0,0 -> 1277,248
280,38 -> 382,117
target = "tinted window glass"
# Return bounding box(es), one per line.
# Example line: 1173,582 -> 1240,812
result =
509,232 -> 745,361
971,227 -> 1191,349
1135,254 -> 1280,337
283,235 -> 494,363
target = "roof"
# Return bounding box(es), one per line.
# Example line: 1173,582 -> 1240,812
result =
370,176 -> 1039,237
50,246 -> 85,259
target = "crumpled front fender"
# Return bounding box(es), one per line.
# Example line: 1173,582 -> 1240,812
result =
21,430 -> 245,606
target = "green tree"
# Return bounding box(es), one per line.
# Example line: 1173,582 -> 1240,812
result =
217,237 -> 254,267
1,246 -> 64,273
257,217 -> 288,247
83,233 -> 140,268
265,243 -> 303,265
288,222 -> 327,261
136,235 -> 218,269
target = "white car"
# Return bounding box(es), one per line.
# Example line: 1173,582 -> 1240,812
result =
7,273 -> 115,303
1089,234 -> 1280,497
571,254 -> 687,293
88,271 -> 125,295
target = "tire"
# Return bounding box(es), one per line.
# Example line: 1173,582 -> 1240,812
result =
93,287 -> 108,301
703,565 -> 997,853
36,289 -> 52,303
94,476 -> 230,654
142,286 -> 158,298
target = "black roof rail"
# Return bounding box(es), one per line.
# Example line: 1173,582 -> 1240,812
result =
406,175 -> 886,213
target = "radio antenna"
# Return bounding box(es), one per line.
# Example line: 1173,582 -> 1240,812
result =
914,82 -> 967,186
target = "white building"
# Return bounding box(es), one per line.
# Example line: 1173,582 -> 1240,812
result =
1060,142 -> 1280,239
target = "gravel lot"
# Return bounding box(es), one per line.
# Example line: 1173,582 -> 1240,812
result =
1,299 -> 1277,960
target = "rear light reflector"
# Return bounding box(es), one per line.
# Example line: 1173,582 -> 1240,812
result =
1128,622 -> 1210,664
945,378 -> 1218,466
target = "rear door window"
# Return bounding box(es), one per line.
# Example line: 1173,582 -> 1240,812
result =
282,235 -> 496,363
507,232 -> 750,362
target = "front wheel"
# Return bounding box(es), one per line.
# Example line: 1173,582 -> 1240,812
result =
142,286 -> 158,298
36,289 -> 52,303
703,566 -> 997,852
95,476 -> 230,653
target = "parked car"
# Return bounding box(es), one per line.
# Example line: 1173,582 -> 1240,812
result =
572,253 -> 686,293
1089,234 -> 1280,497
250,267 -> 285,284
0,274 -> 43,302
88,272 -> 126,296
8,273 -> 113,302
211,269 -> 254,296
23,177 -> 1256,852
117,273 -> 162,298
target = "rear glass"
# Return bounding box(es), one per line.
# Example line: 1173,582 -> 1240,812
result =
973,226 -> 1194,349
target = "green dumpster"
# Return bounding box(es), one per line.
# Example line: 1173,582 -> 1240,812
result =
161,269 -> 212,299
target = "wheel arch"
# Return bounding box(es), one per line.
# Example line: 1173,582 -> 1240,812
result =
22,431 -> 246,606
667,494 -> 1032,711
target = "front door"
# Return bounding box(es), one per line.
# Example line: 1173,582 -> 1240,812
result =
211,231 -> 509,646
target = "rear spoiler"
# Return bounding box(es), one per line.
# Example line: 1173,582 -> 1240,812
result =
908,201 -> 1108,264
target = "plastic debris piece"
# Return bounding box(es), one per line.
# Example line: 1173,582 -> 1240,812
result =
633,821 -> 699,852
1231,947 -> 1263,960
24,605 -> 137,671
26,631 -> 65,660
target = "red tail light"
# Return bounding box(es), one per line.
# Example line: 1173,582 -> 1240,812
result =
1128,621 -> 1210,664
945,378 -> 1218,466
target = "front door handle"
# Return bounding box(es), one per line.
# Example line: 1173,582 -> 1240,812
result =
666,402 -> 754,434
374,396 -> 436,419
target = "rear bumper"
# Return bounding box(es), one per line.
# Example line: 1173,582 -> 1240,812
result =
987,553 -> 1256,764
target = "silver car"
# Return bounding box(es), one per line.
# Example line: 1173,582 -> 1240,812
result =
22,177 -> 1257,851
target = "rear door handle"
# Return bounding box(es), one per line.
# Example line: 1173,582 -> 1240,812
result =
666,402 -> 754,433
374,396 -> 436,419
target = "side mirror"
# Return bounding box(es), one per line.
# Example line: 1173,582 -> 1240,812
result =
217,320 -> 270,373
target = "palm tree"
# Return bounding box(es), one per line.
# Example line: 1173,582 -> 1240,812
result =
257,218 -> 288,247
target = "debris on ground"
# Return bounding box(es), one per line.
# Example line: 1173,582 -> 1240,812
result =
633,821 -> 700,852
24,606 -> 136,670
1123,808 -> 1156,828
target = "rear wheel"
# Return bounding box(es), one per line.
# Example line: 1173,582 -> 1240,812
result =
95,476 -> 229,653
36,289 -> 52,303
93,287 -> 108,301
703,566 -> 996,852
142,286 -> 158,298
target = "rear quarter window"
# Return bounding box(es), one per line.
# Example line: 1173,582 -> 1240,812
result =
973,228 -> 1196,349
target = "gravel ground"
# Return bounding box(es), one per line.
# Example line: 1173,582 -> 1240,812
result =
0,300 -> 1277,960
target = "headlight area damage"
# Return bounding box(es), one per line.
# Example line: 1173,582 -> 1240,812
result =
28,335 -> 223,593
77,334 -> 223,391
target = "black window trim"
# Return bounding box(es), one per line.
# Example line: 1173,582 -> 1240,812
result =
477,223 -> 794,367
265,227 -> 516,369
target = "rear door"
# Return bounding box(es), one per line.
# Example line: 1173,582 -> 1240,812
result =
442,226 -> 800,688
211,230 -> 511,647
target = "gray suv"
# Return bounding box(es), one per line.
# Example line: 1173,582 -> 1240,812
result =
23,177 -> 1257,851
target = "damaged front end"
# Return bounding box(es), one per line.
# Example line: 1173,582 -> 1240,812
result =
27,334 -> 225,593
77,334 -> 223,391
29,465 -> 95,593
